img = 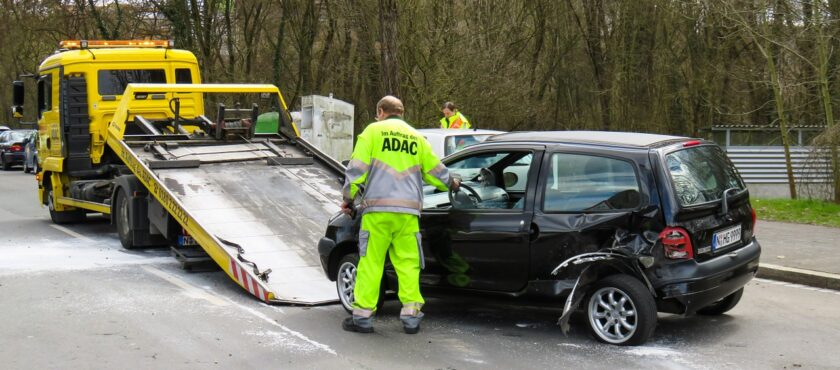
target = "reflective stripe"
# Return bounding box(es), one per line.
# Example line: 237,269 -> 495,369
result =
361,198 -> 422,210
400,302 -> 423,317
428,163 -> 451,187
353,308 -> 375,318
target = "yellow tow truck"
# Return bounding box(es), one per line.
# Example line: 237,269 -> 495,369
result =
11,40 -> 345,304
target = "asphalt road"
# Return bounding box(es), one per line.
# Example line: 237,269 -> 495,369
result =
1,169 -> 839,369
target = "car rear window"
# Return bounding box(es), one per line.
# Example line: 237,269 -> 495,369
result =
666,145 -> 745,207
543,153 -> 641,212
98,69 -> 167,96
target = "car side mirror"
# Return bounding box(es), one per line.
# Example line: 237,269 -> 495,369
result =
22,137 -> 30,145
12,80 -> 24,118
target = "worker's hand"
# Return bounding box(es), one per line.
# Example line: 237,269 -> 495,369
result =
450,176 -> 461,191
340,201 -> 352,215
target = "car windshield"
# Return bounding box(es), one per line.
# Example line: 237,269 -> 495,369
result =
666,145 -> 745,207
444,134 -> 493,156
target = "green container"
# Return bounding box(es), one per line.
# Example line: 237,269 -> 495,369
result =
255,112 -> 279,134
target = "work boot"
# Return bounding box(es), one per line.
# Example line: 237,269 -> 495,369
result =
400,304 -> 424,334
342,310 -> 375,333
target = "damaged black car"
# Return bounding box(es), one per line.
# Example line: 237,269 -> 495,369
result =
318,131 -> 760,346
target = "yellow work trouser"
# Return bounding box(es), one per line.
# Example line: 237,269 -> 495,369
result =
353,212 -> 424,313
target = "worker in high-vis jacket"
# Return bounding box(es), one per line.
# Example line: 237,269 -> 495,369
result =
439,101 -> 471,129
341,95 -> 460,334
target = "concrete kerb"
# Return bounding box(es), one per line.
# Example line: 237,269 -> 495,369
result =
758,263 -> 840,291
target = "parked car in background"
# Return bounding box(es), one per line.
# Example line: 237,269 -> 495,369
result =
0,129 -> 34,170
0,126 -> 10,132
319,131 -> 760,345
23,130 -> 38,174
418,128 -> 505,158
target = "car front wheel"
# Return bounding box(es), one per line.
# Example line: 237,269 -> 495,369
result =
335,253 -> 385,314
586,274 -> 657,346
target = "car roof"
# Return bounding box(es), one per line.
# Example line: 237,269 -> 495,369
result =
417,128 -> 506,137
485,131 -> 690,148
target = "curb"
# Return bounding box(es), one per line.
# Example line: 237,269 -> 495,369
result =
757,263 -> 840,291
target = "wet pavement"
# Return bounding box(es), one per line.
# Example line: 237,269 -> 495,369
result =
3,169 -> 840,369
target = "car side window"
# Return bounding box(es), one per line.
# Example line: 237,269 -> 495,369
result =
543,153 -> 641,212
423,150 -> 533,210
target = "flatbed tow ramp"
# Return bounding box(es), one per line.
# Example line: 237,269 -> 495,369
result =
106,84 -> 345,305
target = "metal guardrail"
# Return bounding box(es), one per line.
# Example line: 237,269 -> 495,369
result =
726,146 -> 833,184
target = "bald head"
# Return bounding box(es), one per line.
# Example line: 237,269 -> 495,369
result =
376,95 -> 404,118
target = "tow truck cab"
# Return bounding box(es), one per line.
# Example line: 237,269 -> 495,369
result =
11,40 -> 202,219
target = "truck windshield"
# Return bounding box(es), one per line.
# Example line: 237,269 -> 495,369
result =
666,145 -> 746,207
98,69 -> 167,96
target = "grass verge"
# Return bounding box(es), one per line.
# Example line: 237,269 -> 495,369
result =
752,198 -> 840,228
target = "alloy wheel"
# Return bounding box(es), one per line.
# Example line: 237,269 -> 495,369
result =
337,261 -> 357,311
588,287 -> 638,344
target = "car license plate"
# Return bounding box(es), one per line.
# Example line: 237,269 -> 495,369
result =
712,225 -> 742,251
178,235 -> 198,246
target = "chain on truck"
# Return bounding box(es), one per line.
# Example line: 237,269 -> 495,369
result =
11,40 -> 347,304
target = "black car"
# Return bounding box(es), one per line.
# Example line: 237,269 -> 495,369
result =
318,131 -> 760,345
22,130 -> 38,174
0,130 -> 33,170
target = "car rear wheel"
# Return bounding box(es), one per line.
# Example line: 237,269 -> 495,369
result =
1,154 -> 10,171
335,253 -> 385,314
586,274 -> 657,346
47,188 -> 85,224
697,288 -> 743,315
23,159 -> 30,173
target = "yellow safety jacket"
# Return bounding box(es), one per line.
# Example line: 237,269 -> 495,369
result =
439,112 -> 471,129
343,117 -> 451,215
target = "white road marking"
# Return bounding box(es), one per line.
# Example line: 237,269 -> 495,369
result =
219,295 -> 337,355
140,265 -> 334,355
140,266 -> 229,306
49,224 -> 96,243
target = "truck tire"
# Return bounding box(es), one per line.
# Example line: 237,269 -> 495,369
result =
697,288 -> 743,316
335,253 -> 386,314
114,188 -> 136,249
586,274 -> 657,346
47,188 -> 85,224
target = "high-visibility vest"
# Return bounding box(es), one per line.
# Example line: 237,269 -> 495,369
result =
343,117 -> 451,215
439,112 -> 471,129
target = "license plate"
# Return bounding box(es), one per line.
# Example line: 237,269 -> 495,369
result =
712,225 -> 742,251
178,235 -> 198,246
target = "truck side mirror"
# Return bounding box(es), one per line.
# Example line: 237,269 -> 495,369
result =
12,81 -> 24,118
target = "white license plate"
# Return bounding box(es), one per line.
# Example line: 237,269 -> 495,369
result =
712,225 -> 742,251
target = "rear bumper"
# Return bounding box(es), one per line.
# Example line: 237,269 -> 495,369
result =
652,238 -> 761,314
3,152 -> 25,164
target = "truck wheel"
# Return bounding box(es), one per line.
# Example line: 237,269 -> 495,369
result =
586,274 -> 657,346
47,188 -> 85,224
114,188 -> 136,249
697,288 -> 743,316
335,253 -> 386,314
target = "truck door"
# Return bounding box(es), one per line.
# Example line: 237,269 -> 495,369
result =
419,146 -> 544,292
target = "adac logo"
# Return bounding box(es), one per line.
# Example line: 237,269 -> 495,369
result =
380,130 -> 418,155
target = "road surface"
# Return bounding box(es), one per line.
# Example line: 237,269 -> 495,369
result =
1,169 -> 837,369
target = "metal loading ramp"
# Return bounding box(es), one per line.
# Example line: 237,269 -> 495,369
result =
129,139 -> 343,304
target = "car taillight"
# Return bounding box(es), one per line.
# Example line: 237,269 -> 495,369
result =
10,144 -> 23,152
750,207 -> 757,234
659,227 -> 694,260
